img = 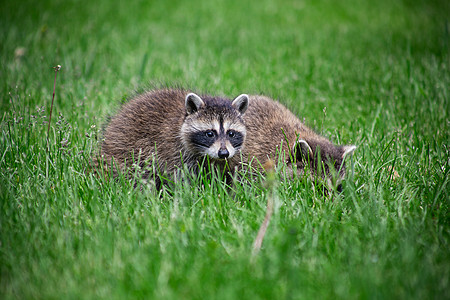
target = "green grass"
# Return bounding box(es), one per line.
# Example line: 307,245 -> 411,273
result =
1,0 -> 449,298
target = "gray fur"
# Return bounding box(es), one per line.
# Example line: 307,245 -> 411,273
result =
241,95 -> 356,189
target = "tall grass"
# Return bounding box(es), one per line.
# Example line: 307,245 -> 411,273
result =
1,0 -> 449,299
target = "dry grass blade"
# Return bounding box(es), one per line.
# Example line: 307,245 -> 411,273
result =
47,64 -> 61,150
252,160 -> 276,256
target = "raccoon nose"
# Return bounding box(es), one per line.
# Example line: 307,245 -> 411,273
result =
218,148 -> 229,159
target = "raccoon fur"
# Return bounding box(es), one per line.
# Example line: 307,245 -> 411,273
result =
99,88 -> 249,188
241,95 -> 356,191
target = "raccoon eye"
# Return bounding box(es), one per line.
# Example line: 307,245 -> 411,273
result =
205,131 -> 215,138
228,130 -> 235,138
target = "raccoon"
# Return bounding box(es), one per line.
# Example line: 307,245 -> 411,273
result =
241,95 -> 356,191
99,88 -> 249,188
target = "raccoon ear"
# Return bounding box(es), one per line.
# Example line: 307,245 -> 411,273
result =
231,94 -> 249,114
185,93 -> 205,114
342,145 -> 357,159
293,139 -> 313,161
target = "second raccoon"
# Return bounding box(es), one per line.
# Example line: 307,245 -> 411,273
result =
241,95 -> 356,191
100,88 -> 249,188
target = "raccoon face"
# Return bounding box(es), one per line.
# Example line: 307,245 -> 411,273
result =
181,93 -> 249,160
288,139 -> 356,191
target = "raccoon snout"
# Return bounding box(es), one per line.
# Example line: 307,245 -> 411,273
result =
218,148 -> 229,159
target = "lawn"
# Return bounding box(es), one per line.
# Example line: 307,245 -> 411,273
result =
1,0 -> 449,299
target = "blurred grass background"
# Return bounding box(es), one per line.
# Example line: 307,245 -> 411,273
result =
1,0 -> 449,299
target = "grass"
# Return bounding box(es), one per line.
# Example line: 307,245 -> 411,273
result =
1,0 -> 449,298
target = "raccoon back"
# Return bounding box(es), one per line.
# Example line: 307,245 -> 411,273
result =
100,88 -> 187,173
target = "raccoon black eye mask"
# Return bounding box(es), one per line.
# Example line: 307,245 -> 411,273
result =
189,129 -> 244,159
